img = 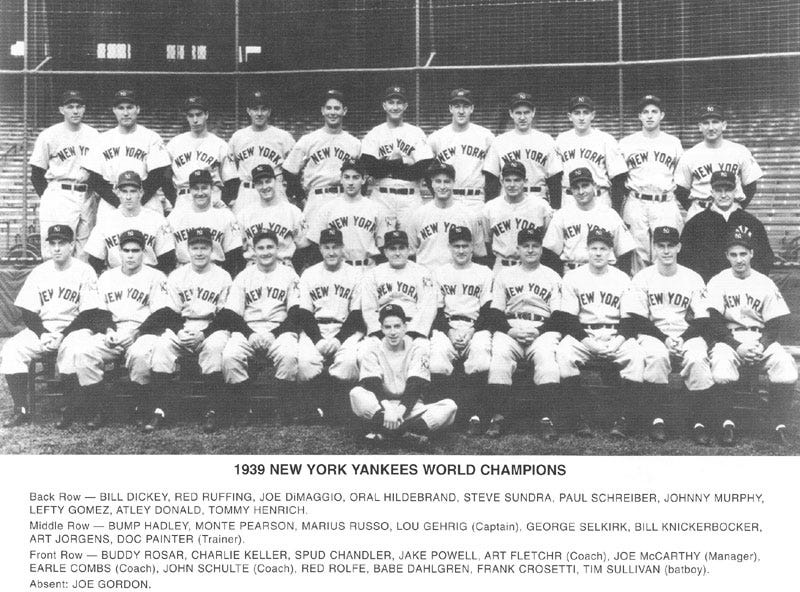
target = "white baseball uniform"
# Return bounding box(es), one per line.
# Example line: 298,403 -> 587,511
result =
483,128 -> 562,200
556,265 -> 645,382
430,261 -> 493,376
488,264 -> 563,386
84,208 -> 174,268
307,195 -> 391,265
227,125 -> 295,214
222,263 -> 307,383
167,205 -> 241,264
405,200 -> 485,269
555,128 -> 628,208
674,139 -> 764,219
361,261 -> 438,337
29,121 -> 99,255
428,122 -> 494,212
298,262 -> 363,382
625,264 -> 712,390
166,131 -> 235,209
283,127 -> 361,228
237,198 -> 306,263
706,269 -> 798,385
619,131 -> 684,270
482,193 -> 553,268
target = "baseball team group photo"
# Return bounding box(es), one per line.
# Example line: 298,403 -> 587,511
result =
0,0 -> 797,455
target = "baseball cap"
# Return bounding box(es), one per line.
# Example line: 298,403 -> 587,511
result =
252,229 -> 279,246
449,225 -> 472,243
697,103 -> 725,121
638,94 -> 662,111
319,228 -> 344,245
586,227 -> 614,248
251,164 -> 275,182
509,92 -> 535,109
247,90 -> 269,108
116,170 -> 142,189
569,167 -> 594,186
60,90 -> 85,106
340,159 -> 365,176
188,169 -> 213,186
652,226 -> 680,245
569,95 -> 595,111
426,161 -> 456,180
383,86 -> 407,101
500,160 -> 526,178
710,170 -> 736,189
384,230 -> 409,248
183,95 -> 207,112
449,88 -> 473,105
113,89 -> 137,106
379,303 -> 408,323
46,224 -> 74,242
725,228 -> 753,250
517,227 -> 543,245
119,229 -> 146,248
187,227 -> 214,246
323,89 -> 345,104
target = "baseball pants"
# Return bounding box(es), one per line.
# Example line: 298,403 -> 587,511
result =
557,332 -> 645,382
488,330 -> 561,386
371,182 -> 420,231
0,328 -> 84,375
710,341 -> 798,385
222,331 -> 301,383
622,195 -> 684,272
430,323 -> 492,376
39,184 -> 94,258
73,332 -> 158,386
297,332 -> 364,382
151,329 -> 229,375
304,186 -> 344,234
349,386 -> 457,432
638,334 -> 713,391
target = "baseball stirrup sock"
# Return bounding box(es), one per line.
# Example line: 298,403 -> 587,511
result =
768,384 -> 795,428
5,373 -> 28,408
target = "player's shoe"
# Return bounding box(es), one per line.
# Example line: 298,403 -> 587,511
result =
202,411 -> 219,434
609,417 -> 628,439
54,407 -> 74,430
400,432 -> 430,452
773,426 -> 790,447
87,413 -> 105,431
649,421 -> 666,443
362,432 -> 385,450
691,424 -> 710,446
142,410 -> 164,433
540,418 -> 558,442
466,416 -> 483,436
2,410 -> 31,428
575,416 -> 594,438
719,423 -> 737,447
485,415 -> 506,438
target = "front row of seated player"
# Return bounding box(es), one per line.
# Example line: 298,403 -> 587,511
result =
1,218 -> 796,448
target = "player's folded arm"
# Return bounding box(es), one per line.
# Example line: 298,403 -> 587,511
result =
626,313 -> 668,341
482,306 -> 510,333
273,305 -> 302,338
295,307 -> 322,343
610,173 -> 628,212
62,309 -> 115,336
335,310 -> 366,343
357,155 -> 388,179
18,307 -> 47,337
431,308 -> 449,334
155,251 -> 176,275
483,172 -> 501,200
740,181 -> 758,209
87,255 -> 106,276
615,251 -> 633,275
141,165 -> 173,206
673,185 -> 691,211
30,166 -> 48,198
546,173 -> 563,209
680,317 -> 707,341
221,179 -> 240,205
400,376 -> 428,411
409,158 -> 437,181
706,310 -> 738,349
761,315 -> 788,349
548,310 -> 587,340
87,171 -> 120,208
202,308 -> 252,338
137,307 -> 184,336
222,247 -> 245,278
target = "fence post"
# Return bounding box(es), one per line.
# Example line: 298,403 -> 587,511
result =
617,0 -> 624,138
415,0 -> 421,125
22,0 -> 29,254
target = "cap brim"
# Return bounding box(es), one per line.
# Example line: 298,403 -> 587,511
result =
384,94 -> 407,101
47,233 -> 73,241
569,176 -> 593,186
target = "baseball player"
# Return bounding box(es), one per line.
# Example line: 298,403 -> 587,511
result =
166,95 -> 235,210
349,304 -> 457,450
70,229 -> 169,428
678,170 -> 773,282
624,226 -> 713,443
307,159 -> 391,269
483,92 -> 562,205
84,89 -> 172,225
543,167 -> 636,273
405,162 -> 485,269
1,225 -> 99,428
220,230 -> 319,428
361,230 -> 438,340
429,226 -> 493,424
141,227 -> 232,432
675,104 -> 763,220
482,160 -> 553,271
483,227 -> 563,440
619,95 -> 685,272
359,85 -> 435,230
296,228 -> 366,414
555,228 -> 645,438
84,171 -> 176,274
238,164 -> 307,267
555,95 -> 628,210
427,88 -> 494,214
705,230 -> 798,446
29,90 -> 99,258
167,169 -> 244,276
226,90 -> 295,214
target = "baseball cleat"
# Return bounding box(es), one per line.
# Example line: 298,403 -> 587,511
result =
692,425 -> 710,446
575,417 -> 594,438
649,421 -> 666,443
540,418 -> 558,442
142,411 -> 163,433
400,432 -> 430,451
466,416 -> 482,436
720,424 -> 737,447
774,426 -> 790,447
55,408 -> 73,430
3,411 -> 31,428
202,410 -> 218,433
87,413 -> 105,431
609,417 -> 629,439
485,416 -> 506,438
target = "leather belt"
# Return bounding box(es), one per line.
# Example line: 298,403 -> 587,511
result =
346,258 -> 371,267
631,190 -> 670,202
178,187 -> 192,195
242,181 -> 253,188
453,188 -> 482,196
508,312 -> 545,321
564,261 -> 582,270
448,315 -> 475,323
732,326 -> 762,333
693,198 -> 712,208
583,323 -> 618,330
313,186 -> 342,195
499,258 -> 519,267
525,186 -> 543,193
378,187 -> 416,195
60,183 -> 87,192
565,187 -> 608,195
316,317 -> 342,324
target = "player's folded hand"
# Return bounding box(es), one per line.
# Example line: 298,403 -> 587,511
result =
40,332 -> 63,351
179,330 -> 203,349
381,403 -> 404,431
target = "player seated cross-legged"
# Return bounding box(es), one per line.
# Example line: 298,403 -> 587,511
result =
706,230 -> 798,447
296,228 -> 366,418
350,304 -> 457,451
429,226 -> 493,428
141,228 -> 232,433
555,228 -> 646,439
71,230 -> 169,429
1,225 -> 100,428
484,228 -> 563,440
624,226 -> 713,443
